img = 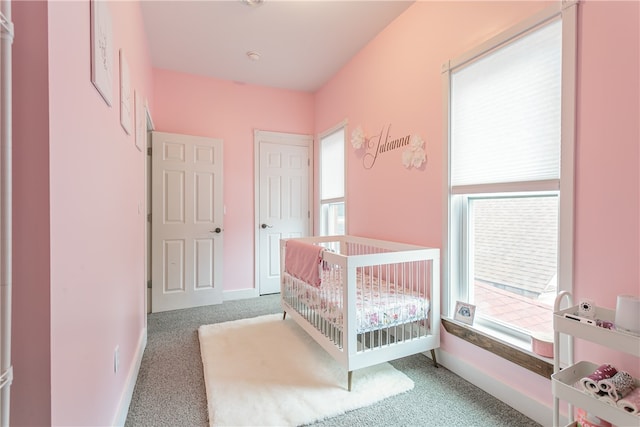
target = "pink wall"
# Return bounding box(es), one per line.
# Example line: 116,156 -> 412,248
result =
315,0 -> 639,416
12,1 -> 153,425
152,69 -> 314,292
572,0 -> 639,376
315,1 -> 555,246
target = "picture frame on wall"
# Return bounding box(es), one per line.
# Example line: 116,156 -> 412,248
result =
135,90 -> 145,152
119,49 -> 132,135
454,301 -> 476,325
90,0 -> 114,106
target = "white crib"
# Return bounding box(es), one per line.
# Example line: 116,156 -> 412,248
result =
280,235 -> 440,390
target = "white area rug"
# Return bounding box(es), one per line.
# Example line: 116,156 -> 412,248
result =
198,313 -> 414,426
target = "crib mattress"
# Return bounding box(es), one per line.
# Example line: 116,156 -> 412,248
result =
284,270 -> 430,334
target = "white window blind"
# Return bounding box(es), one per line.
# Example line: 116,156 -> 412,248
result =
451,20 -> 562,187
320,129 -> 344,200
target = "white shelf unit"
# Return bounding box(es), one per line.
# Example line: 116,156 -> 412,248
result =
552,292 -> 640,427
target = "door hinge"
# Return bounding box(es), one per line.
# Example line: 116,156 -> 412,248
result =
308,158 -> 310,166
147,213 -> 152,222
147,147 -> 152,156
308,211 -> 310,218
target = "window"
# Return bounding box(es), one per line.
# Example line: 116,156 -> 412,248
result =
319,124 -> 346,236
443,3 -> 576,345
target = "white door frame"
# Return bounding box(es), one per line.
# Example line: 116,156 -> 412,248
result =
143,103 -> 155,320
254,130 -> 313,296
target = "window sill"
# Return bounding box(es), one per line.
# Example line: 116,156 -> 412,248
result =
441,317 -> 553,379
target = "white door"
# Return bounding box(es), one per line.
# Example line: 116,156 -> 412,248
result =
255,131 -> 312,295
151,131 -> 224,312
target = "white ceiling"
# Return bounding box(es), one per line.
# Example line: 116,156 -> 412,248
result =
140,0 -> 414,92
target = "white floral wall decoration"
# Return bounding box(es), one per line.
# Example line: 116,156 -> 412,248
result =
351,125 -> 366,149
402,134 -> 427,169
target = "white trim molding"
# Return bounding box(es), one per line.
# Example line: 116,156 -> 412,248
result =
433,348 -> 557,426
112,328 -> 147,427
223,288 -> 259,301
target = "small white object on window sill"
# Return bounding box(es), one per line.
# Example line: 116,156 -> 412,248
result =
615,295 -> 640,336
530,331 -> 554,358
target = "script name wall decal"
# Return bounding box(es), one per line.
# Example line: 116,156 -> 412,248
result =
351,124 -> 427,170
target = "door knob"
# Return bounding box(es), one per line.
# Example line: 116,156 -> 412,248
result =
261,223 -> 272,229
210,227 -> 222,233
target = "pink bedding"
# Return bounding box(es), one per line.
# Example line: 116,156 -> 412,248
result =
283,269 -> 430,334
284,240 -> 324,287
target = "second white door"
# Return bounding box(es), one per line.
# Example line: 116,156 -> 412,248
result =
256,131 -> 312,295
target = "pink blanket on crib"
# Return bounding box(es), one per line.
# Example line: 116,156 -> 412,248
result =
285,240 -> 324,287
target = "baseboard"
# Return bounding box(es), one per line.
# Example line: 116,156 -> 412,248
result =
223,287 -> 259,301
112,327 -> 147,427
432,348 -> 554,426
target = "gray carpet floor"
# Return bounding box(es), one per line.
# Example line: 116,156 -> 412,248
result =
125,294 -> 542,427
